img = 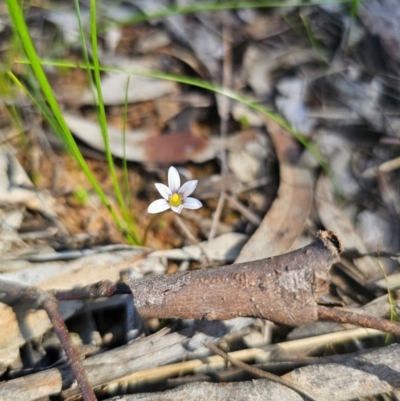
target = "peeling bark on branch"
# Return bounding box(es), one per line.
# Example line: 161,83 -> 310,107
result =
127,230 -> 342,325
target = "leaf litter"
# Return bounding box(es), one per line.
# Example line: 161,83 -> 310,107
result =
1,1 -> 400,400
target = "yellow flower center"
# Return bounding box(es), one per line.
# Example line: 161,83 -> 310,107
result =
169,193 -> 183,207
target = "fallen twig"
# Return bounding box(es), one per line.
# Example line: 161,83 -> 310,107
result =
318,306 -> 400,335
56,230 -> 342,326
53,230 -> 400,335
205,340 -> 327,401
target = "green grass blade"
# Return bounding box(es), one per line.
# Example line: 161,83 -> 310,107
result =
8,71 -> 65,140
89,0 -> 140,244
74,0 -> 95,98
350,0 -> 362,18
119,0 -> 352,27
6,0 -> 140,244
122,75 -> 132,211
75,0 -> 139,241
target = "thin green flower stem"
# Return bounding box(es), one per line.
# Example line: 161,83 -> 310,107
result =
5,0 -> 136,242
8,71 -> 63,140
350,0 -> 362,17
76,0 -> 138,241
120,76 -> 139,236
74,0 -> 95,97
89,0 -> 140,245
122,75 -> 133,211
119,0 -> 352,27
8,73 -> 139,243
298,12 -> 327,65
377,251 -> 398,344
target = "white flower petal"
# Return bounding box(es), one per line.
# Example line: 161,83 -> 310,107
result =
171,204 -> 184,214
178,180 -> 198,198
148,199 -> 170,214
183,197 -> 202,210
154,183 -> 172,200
168,166 -> 180,193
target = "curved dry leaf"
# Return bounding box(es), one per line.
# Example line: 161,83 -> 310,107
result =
64,114 -> 264,164
243,46 -> 319,97
79,56 -> 179,106
235,117 -> 314,263
82,73 -> 178,106
63,113 -> 215,164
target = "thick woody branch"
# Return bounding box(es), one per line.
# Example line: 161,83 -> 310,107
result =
53,230 -> 400,336
56,230 -> 342,327
125,230 -> 342,326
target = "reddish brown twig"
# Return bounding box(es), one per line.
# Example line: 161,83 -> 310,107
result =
54,280 -> 132,301
205,341 -> 326,401
318,306 -> 400,336
42,293 -> 97,401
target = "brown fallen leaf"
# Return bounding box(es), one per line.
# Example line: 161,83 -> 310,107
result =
64,113 -> 264,165
235,116 -> 314,263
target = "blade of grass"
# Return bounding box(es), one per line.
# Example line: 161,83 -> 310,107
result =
74,0 -> 95,98
6,0 -> 140,244
118,0 -> 352,27
122,75 -> 132,211
89,0 -> 140,244
298,12 -> 328,65
8,71 -> 66,141
75,0 -> 139,241
350,0 -> 362,18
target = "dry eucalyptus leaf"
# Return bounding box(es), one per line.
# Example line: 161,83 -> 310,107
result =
63,113 -> 215,164
235,117 -> 314,263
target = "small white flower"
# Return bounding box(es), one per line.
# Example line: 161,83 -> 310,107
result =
148,166 -> 203,214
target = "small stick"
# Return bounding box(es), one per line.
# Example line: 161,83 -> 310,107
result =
42,293 -> 97,401
318,306 -> 400,336
205,341 -> 326,401
54,280 -> 131,301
